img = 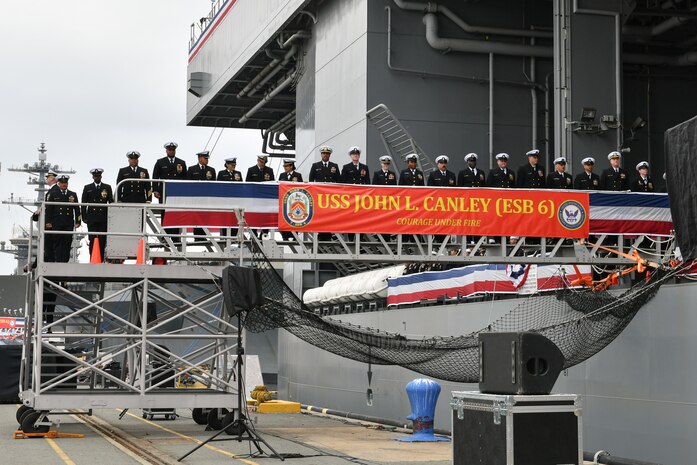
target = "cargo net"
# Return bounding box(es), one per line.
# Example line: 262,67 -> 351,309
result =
242,242 -> 680,383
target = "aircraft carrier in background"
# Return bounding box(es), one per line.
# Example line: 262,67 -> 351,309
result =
80,1 -> 697,463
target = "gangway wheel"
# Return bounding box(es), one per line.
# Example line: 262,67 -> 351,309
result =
16,405 -> 32,424
192,408 -> 210,425
206,408 -> 229,430
20,410 -> 50,434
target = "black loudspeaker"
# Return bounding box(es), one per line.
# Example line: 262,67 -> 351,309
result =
221,265 -> 263,317
478,332 -> 565,395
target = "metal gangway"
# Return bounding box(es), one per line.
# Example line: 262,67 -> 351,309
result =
18,200 -> 249,432
17,185 -> 676,431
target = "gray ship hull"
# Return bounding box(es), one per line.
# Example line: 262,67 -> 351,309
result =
278,281 -> 697,464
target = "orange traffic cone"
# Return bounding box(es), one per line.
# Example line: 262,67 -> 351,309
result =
135,238 -> 145,265
90,238 -> 102,264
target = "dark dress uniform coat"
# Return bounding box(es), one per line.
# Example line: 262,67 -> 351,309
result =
599,167 -> 630,191
245,165 -> 275,182
487,167 -> 516,188
546,171 -> 573,189
517,164 -> 546,188
398,168 -> 425,186
573,172 -> 600,190
187,164 -> 217,181
279,171 -> 304,182
309,161 -> 341,183
45,188 -> 81,263
116,166 -> 151,203
631,176 -> 655,192
457,168 -> 487,187
373,170 -> 397,185
427,169 -> 457,187
81,182 -> 114,260
152,156 -> 187,198
35,184 -> 60,262
217,170 -> 243,182
341,163 -> 371,184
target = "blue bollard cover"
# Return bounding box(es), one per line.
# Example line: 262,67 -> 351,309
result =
394,378 -> 449,442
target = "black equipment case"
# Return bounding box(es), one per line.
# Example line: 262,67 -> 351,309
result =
450,391 -> 582,465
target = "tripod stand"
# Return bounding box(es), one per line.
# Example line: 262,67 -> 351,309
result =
178,312 -> 283,462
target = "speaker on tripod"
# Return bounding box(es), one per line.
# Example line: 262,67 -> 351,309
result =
180,264 -> 283,461
478,332 -> 565,395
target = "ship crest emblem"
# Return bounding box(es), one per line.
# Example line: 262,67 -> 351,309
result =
557,200 -> 586,231
282,188 -> 314,228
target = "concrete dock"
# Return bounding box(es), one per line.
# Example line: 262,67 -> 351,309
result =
2,404 -> 452,465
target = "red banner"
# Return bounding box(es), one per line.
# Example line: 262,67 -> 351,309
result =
278,184 -> 589,238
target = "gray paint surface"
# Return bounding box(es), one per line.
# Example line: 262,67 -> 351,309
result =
278,282 -> 697,464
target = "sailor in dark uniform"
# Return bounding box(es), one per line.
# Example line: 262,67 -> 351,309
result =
116,151 -> 151,203
574,157 -> 600,190
217,157 -> 243,181
81,168 -> 113,262
309,146 -> 341,183
152,142 -> 187,200
341,146 -> 370,184
547,157 -> 573,189
631,161 -> 655,192
246,155 -> 275,182
32,170 -> 60,263
216,157 -> 243,240
152,142 -> 187,245
187,151 -> 217,181
151,142 -> 186,246
457,152 -> 486,187
517,149 -> 546,188
372,156 -> 397,185
279,159 -> 303,240
279,159 -> 303,182
661,172 -> 668,193
399,153 -> 425,186
427,155 -> 456,186
308,146 -> 339,241
599,151 -> 629,191
45,175 -> 81,263
487,153 -> 516,188
187,151 -> 217,237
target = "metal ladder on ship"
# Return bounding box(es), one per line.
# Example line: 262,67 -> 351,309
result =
366,103 -> 435,175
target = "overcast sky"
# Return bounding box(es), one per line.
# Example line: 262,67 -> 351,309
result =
0,1 -> 272,274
